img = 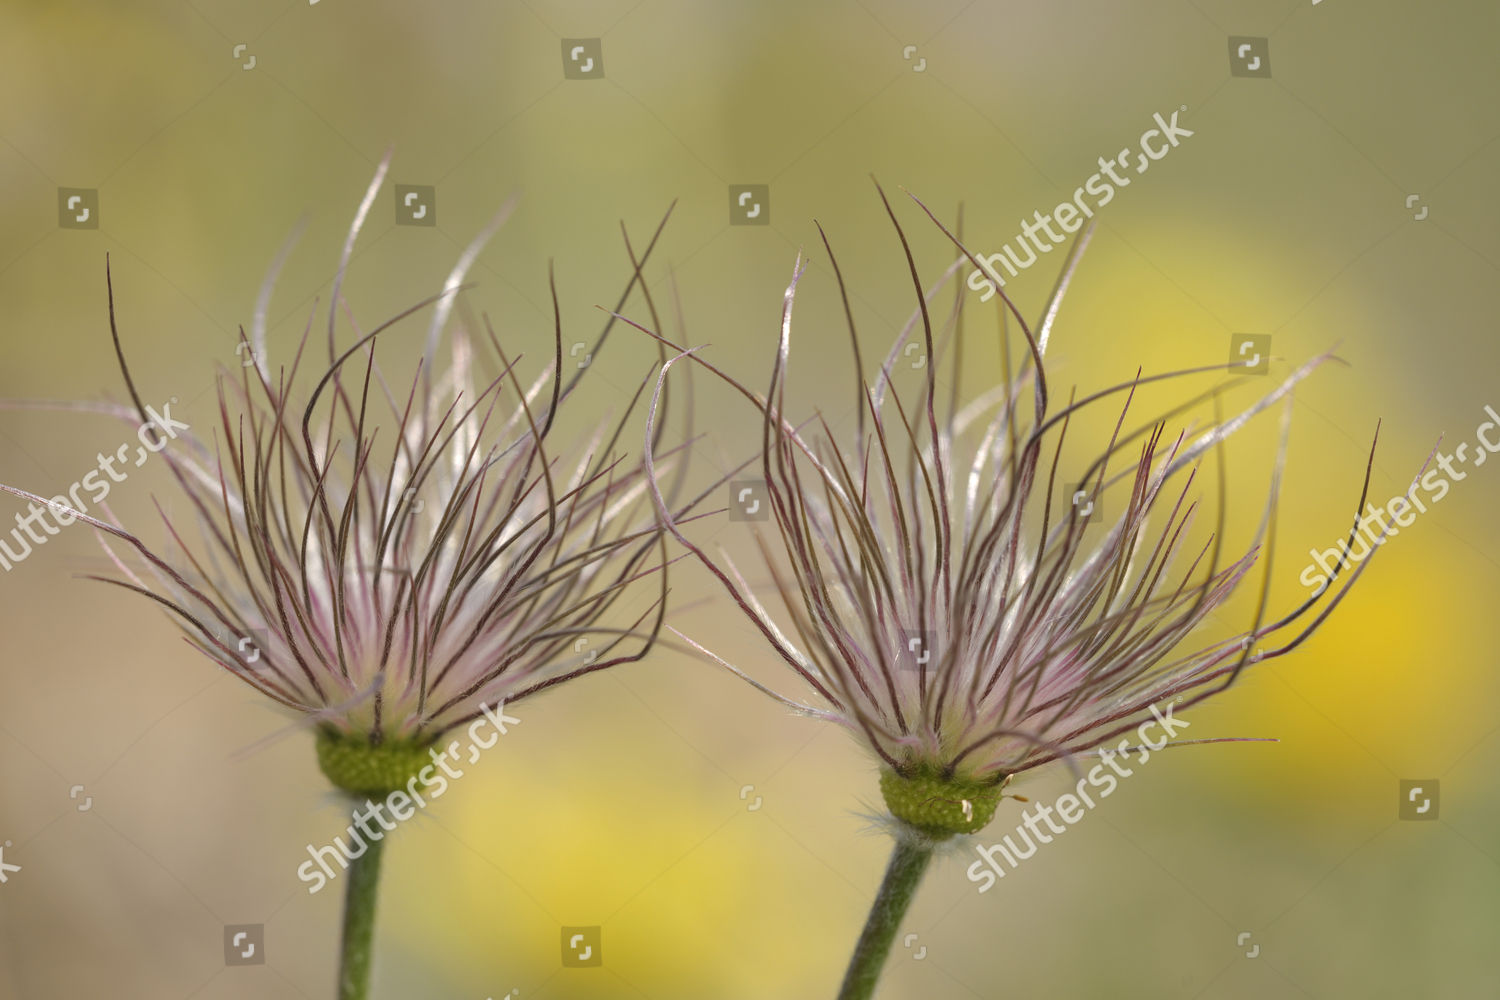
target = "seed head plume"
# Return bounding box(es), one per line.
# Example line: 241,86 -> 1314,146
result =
0,161 -> 705,756
632,182 -> 1393,838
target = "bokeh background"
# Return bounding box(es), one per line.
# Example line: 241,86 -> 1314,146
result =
2,0 -> 1498,997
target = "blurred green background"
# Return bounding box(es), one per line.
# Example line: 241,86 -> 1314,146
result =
2,0 -> 1498,997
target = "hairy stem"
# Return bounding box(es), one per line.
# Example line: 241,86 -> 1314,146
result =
837,838 -> 935,1000
338,832 -> 386,1000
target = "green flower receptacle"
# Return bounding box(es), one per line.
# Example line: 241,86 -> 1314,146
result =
879,767 -> 1005,838
316,729 -> 437,798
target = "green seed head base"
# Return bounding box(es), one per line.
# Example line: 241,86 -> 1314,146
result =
316,728 -> 437,798
879,766 -> 1005,838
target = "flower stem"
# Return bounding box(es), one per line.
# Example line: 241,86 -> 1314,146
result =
337,833 -> 386,1000
837,838 -> 934,1000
